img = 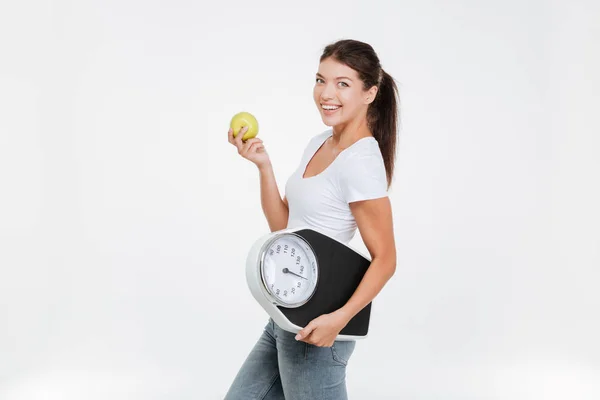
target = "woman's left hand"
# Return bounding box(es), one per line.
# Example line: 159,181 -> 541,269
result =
295,311 -> 350,347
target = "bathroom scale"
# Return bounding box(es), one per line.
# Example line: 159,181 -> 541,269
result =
246,226 -> 372,341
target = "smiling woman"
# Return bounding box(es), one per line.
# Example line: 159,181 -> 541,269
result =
226,38 -> 400,400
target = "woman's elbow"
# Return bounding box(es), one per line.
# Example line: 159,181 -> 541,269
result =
384,250 -> 397,277
374,255 -> 396,279
386,261 -> 397,278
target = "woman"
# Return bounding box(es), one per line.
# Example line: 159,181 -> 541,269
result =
225,39 -> 399,400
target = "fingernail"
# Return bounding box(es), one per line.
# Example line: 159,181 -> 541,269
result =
295,334 -> 300,340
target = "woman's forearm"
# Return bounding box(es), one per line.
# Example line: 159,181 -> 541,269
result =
258,162 -> 289,232
336,257 -> 396,322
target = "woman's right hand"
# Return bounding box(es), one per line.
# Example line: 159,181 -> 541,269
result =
228,126 -> 271,169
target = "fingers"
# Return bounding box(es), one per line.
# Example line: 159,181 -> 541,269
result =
295,322 -> 316,341
248,142 -> 264,154
234,126 -> 248,146
240,138 -> 263,156
228,125 -> 248,147
228,126 -> 265,162
295,319 -> 336,347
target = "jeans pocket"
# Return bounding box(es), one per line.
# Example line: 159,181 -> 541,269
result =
331,341 -> 356,366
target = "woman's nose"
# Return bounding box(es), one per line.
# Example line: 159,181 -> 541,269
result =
321,84 -> 336,101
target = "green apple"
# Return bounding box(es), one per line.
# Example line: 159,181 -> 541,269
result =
230,112 -> 259,141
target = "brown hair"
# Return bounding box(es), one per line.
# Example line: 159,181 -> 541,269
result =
320,39 -> 400,188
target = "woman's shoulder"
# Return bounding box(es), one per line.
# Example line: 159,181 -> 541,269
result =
301,128 -> 333,153
310,128 -> 333,145
337,138 -> 385,177
296,129 -> 333,161
344,136 -> 382,160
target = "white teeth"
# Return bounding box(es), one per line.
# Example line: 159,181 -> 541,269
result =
322,105 -> 341,110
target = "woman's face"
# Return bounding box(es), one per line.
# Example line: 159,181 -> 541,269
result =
313,57 -> 375,127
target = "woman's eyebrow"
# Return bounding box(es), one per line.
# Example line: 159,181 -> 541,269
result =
316,73 -> 353,81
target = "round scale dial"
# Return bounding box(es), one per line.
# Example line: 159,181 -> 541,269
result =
260,233 -> 318,307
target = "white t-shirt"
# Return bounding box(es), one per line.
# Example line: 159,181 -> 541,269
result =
285,129 -> 388,244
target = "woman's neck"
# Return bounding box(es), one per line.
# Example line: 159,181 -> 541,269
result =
329,118 -> 373,152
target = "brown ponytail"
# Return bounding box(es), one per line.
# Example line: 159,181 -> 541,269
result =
320,39 -> 400,188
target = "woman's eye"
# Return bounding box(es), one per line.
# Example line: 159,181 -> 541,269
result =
338,82 -> 349,88
316,78 -> 324,84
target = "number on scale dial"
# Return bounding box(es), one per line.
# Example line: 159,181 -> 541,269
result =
260,234 -> 318,307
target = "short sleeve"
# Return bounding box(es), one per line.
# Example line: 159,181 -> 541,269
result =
339,152 -> 388,203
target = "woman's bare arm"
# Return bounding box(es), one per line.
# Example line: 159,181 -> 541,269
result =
258,163 -> 289,232
337,197 -> 396,320
228,126 -> 288,232
294,196 -> 396,346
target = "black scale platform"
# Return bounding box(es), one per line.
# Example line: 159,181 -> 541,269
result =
277,229 -> 372,337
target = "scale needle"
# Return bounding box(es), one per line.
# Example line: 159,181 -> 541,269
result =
282,268 -> 307,280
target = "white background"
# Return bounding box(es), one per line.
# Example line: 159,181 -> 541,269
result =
1,1 -> 599,399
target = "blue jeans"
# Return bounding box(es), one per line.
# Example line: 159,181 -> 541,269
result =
225,318 -> 356,400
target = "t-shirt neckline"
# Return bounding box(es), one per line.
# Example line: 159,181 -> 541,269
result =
301,132 -> 375,180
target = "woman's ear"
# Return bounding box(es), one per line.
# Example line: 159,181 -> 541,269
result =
365,86 -> 378,104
